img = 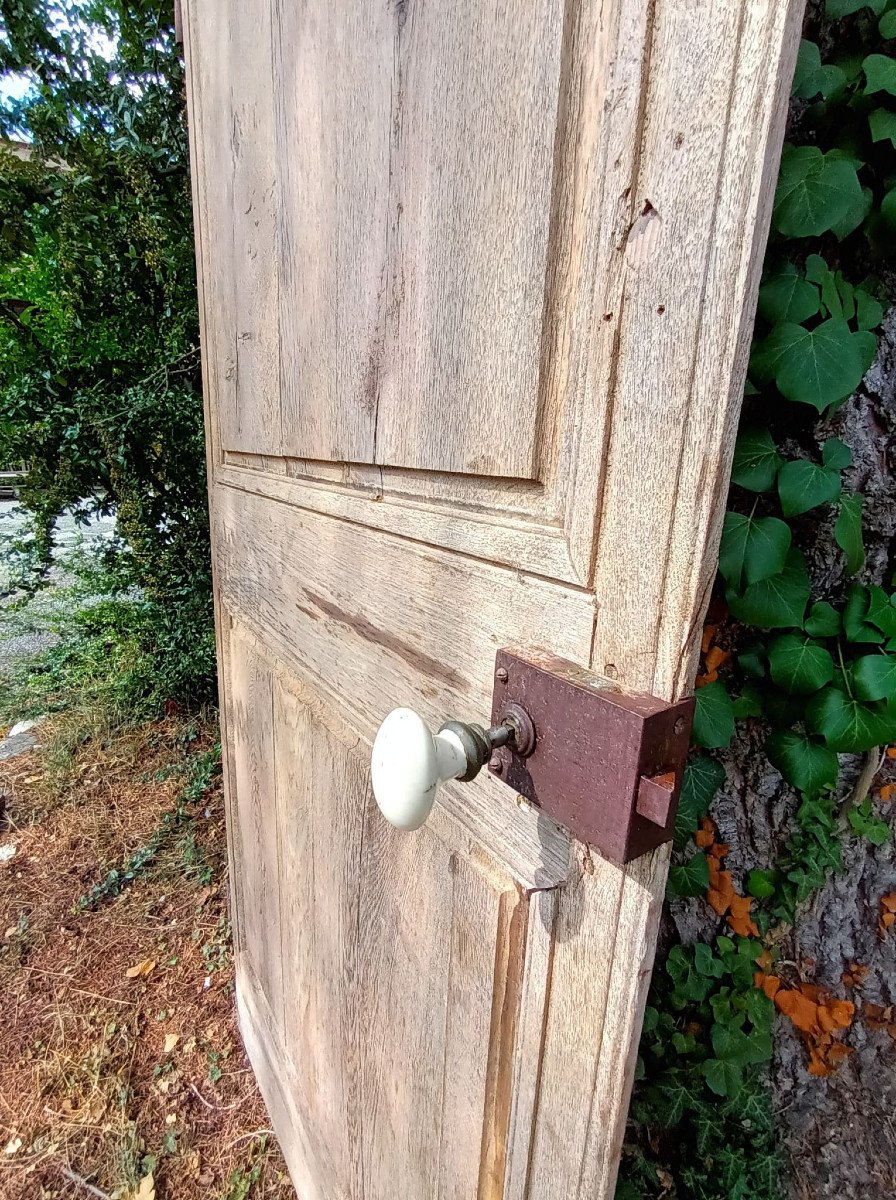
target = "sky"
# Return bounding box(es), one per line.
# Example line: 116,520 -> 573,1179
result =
1,4 -> 118,110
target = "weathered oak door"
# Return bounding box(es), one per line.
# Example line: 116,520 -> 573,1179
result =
182,1 -> 801,1196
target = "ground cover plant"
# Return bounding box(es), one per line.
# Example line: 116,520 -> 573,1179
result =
619,2 -> 896,1197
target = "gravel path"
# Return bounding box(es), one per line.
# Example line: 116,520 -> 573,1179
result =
0,501 -> 117,672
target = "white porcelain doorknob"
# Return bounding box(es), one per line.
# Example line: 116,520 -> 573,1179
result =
370,708 -> 513,830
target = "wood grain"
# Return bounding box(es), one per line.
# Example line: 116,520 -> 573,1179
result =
228,629 -> 283,1025
233,636 -> 549,1199
228,0 -> 280,454
182,0 -> 804,1195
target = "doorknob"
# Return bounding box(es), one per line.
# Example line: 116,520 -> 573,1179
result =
370,649 -> 695,860
370,707 -> 528,830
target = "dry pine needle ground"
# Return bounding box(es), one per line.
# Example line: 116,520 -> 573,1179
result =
0,717 -> 292,1200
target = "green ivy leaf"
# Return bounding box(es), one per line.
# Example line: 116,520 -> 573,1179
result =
835,272 -> 857,321
768,634 -> 835,694
852,654 -> 896,701
732,682 -> 763,718
856,330 -> 879,372
772,146 -> 863,237
727,549 -> 811,630
777,459 -> 841,516
804,600 -> 841,638
667,945 -> 717,1002
844,584 -> 886,644
730,429 -> 784,492
757,266 -> 821,325
881,9 -> 896,36
822,437 -> 852,469
835,493 -> 865,575
831,184 -> 873,240
738,639 -> 768,677
701,1058 -> 743,1099
766,729 -> 840,793
750,319 -> 866,412
864,52 -> 896,95
808,254 -> 844,317
828,0 -> 886,15
792,41 -> 848,100
866,586 -> 896,637
855,288 -> 884,331
718,513 -> 791,589
695,942 -> 727,978
869,107 -> 896,147
807,686 -> 896,751
669,853 -> 711,897
675,757 -> 726,847
848,796 -> 890,845
693,682 -> 736,749
746,869 -> 777,899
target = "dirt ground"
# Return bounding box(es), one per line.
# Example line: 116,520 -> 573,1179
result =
0,717 -> 292,1200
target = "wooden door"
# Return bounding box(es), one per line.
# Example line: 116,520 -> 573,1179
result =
182,2 -> 801,1196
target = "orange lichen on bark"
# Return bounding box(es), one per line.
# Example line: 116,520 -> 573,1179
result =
841,961 -> 869,989
754,972 -> 782,1001
727,893 -> 759,937
696,620 -> 733,687
698,818 -> 760,936
862,1003 -> 896,1041
695,816 -> 715,849
879,892 -> 896,935
767,979 -> 856,1075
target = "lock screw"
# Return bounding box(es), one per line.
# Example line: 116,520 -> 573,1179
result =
495,667 -> 509,683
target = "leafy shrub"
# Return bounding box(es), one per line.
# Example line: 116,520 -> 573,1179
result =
0,0 -> 213,708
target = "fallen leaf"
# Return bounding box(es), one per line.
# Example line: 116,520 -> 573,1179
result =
886,746 -> 896,759
164,1033 -> 179,1054
3,1137 -> 22,1156
881,892 -> 896,913
879,784 -> 895,803
125,959 -> 156,979
134,1173 -> 155,1200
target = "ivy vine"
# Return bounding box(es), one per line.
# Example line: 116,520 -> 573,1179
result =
620,3 -> 896,1198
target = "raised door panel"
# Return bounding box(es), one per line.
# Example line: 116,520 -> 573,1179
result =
223,622 -> 556,1199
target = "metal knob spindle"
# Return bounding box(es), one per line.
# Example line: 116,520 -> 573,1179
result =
370,708 -> 517,830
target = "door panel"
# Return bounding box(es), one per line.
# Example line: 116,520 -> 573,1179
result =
224,622 -> 555,1198
184,0 -> 803,1194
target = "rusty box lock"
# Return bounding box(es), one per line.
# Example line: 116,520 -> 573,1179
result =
487,648 -> 694,863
